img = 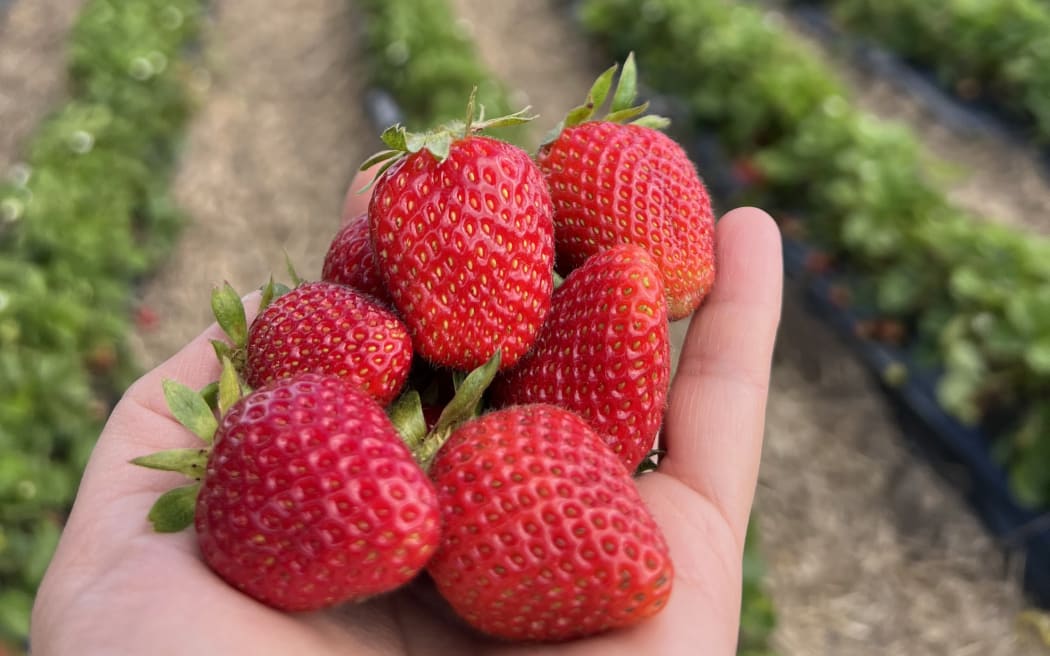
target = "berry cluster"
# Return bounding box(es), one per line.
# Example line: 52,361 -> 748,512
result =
134,55 -> 715,643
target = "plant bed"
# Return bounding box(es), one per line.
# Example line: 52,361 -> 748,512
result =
777,0 -> 1050,151
782,233 -> 1050,607
780,1 -> 1050,173
0,0 -> 204,649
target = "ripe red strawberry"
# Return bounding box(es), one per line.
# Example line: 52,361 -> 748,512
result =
365,100 -> 554,371
492,245 -> 670,472
536,55 -> 715,320
133,372 -> 441,612
426,404 -> 674,641
322,212 -> 393,305
196,374 -> 439,610
243,281 -> 411,405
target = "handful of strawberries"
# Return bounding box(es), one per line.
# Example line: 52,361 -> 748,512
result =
133,55 -> 715,643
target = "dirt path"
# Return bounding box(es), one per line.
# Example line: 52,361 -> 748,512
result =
763,293 -> 1043,655
130,0 -> 374,368
452,1 -> 1044,653
0,0 -> 84,175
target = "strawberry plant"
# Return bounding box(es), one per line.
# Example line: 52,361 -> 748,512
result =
357,0 -> 528,145
800,0 -> 1050,144
0,0 -> 202,648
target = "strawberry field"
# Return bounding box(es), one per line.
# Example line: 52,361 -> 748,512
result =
2,0 -> 1050,653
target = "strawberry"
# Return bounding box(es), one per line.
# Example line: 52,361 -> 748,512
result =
426,403 -> 674,641
536,54 -> 715,320
364,96 -> 554,371
133,370 -> 441,612
322,212 -> 393,305
492,245 -> 670,472
228,280 -> 412,406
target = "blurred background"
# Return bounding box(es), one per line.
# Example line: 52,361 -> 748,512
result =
2,0 -> 1050,653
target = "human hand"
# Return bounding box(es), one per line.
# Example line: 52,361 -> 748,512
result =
31,190 -> 782,655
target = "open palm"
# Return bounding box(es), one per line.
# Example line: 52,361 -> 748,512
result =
32,207 -> 781,656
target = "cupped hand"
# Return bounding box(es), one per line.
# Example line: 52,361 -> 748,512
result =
31,190 -> 782,656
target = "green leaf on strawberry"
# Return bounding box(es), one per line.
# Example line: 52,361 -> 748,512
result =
417,349 -> 501,468
147,484 -> 201,533
387,389 -> 427,448
542,52 -> 669,146
161,379 -> 217,445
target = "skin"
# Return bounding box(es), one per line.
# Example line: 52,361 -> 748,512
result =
31,174 -> 783,656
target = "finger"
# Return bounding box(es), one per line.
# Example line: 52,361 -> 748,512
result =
661,207 -> 783,548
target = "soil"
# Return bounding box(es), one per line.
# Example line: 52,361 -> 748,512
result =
0,0 -> 84,176
129,0 -> 376,368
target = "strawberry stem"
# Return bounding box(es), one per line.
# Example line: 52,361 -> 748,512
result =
415,350 -> 501,470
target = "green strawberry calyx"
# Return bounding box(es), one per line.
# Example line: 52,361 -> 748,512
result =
130,357 -> 246,533
209,277 -> 290,371
387,349 -> 502,471
541,52 -> 671,147
359,89 -> 536,187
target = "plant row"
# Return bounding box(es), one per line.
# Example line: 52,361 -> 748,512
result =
785,0 -> 1050,145
356,0 -> 528,145
357,0 -> 778,651
579,0 -> 1050,509
0,0 -> 202,648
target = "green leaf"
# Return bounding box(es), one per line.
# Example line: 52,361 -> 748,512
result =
380,124 -> 408,151
210,339 -> 232,363
200,380 -> 220,412
605,101 -> 650,125
1024,340 -> 1050,374
419,350 -> 502,467
131,448 -> 208,480
473,106 -> 537,131
162,379 -> 218,444
388,389 -> 427,448
610,52 -> 638,113
211,282 -> 248,349
588,62 -> 619,113
405,130 -> 428,153
424,131 -> 452,161
553,270 -> 565,289
540,120 -> 567,147
284,251 -> 303,287
258,276 -> 277,312
147,483 -> 201,533
565,103 -> 596,128
631,114 -> 671,130
218,356 -> 242,415
360,148 -> 401,171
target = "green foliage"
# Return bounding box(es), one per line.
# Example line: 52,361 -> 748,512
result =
581,0 -> 1050,509
813,0 -> 1050,144
357,0 -> 530,146
0,0 -> 202,649
740,523 -> 777,655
